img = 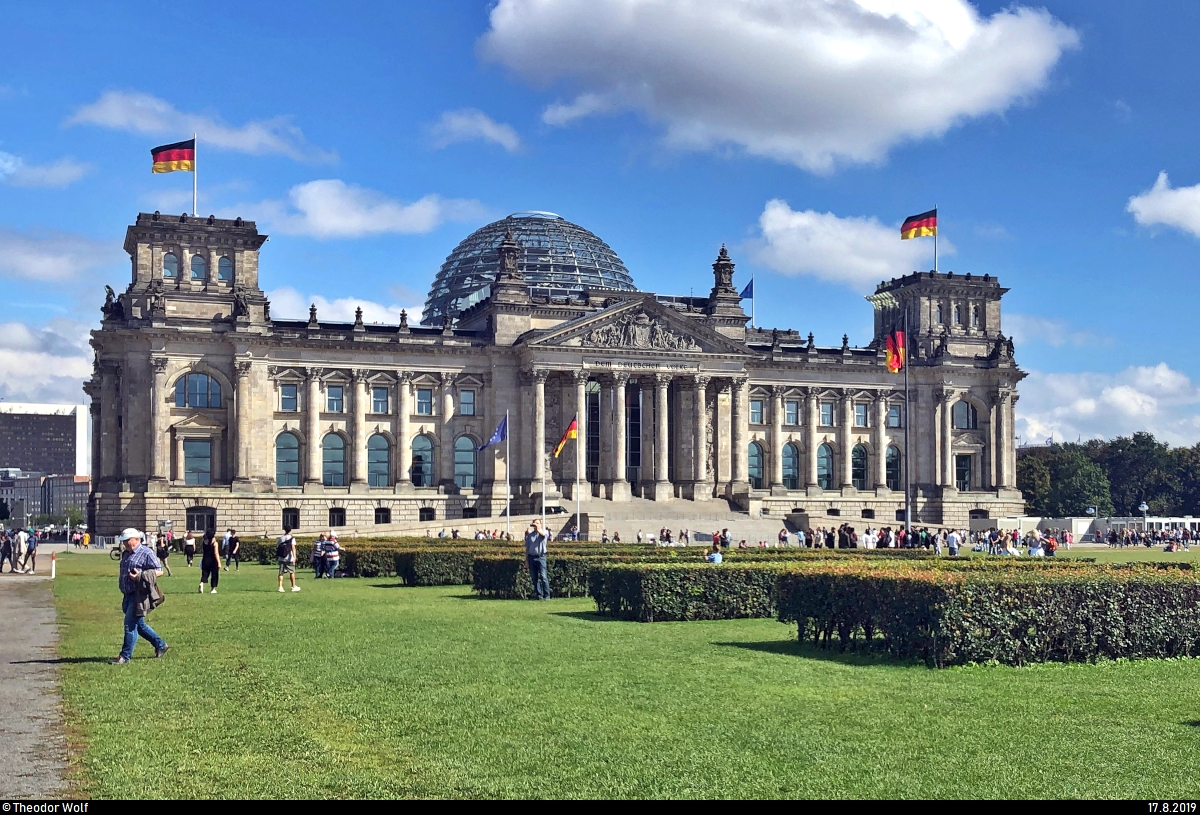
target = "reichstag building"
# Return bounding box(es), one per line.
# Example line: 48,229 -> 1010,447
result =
87,210 -> 1024,536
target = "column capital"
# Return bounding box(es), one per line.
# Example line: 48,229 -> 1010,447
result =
941,387 -> 959,404
397,370 -> 413,384
653,373 -> 673,387
692,374 -> 710,389
532,369 -> 549,384
150,356 -> 169,375
731,376 -> 748,390
439,371 -> 458,387
573,369 -> 590,385
303,366 -> 324,381
993,388 -> 1013,405
770,384 -> 786,398
234,360 -> 252,378
353,368 -> 371,383
611,371 -> 629,387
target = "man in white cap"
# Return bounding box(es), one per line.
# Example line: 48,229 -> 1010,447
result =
113,528 -> 168,665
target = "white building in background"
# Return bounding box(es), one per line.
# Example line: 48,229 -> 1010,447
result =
0,402 -> 89,477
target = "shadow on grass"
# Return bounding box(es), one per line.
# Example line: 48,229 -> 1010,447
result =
1185,720 -> 1200,728
551,611 -> 624,622
367,583 -> 409,589
714,639 -> 926,668
11,657 -> 112,665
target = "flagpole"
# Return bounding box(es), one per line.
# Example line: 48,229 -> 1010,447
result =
505,409 -> 510,541
933,203 -> 937,273
752,285 -> 756,329
903,306 -> 912,538
192,133 -> 197,217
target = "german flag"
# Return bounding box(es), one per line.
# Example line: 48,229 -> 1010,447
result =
900,208 -> 937,240
886,330 -> 906,373
553,416 -> 579,458
151,138 -> 195,173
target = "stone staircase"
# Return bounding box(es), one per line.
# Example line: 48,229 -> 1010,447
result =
566,495 -> 800,544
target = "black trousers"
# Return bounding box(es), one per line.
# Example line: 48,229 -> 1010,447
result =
201,559 -> 219,588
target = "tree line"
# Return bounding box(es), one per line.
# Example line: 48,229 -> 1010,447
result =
1017,431 -> 1200,518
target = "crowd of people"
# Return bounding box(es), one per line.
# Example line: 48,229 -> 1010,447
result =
0,527 -> 42,574
1105,526 -> 1194,551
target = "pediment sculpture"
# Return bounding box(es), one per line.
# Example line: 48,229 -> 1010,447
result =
579,310 -> 701,352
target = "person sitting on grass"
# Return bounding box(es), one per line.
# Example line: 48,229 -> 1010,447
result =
705,544 -> 722,564
277,526 -> 300,592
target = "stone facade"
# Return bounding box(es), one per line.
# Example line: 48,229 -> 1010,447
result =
87,213 -> 1025,536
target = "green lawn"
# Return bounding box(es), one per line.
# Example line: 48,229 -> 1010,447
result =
55,552 -> 1200,799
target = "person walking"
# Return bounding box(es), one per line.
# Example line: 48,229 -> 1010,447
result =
22,531 -> 38,575
155,532 -> 173,577
524,518 -> 550,600
12,528 -> 28,574
276,526 -> 300,592
112,528 -> 168,664
1,532 -> 11,573
199,531 -> 220,594
224,529 -> 241,571
321,534 -> 343,578
183,531 -> 196,567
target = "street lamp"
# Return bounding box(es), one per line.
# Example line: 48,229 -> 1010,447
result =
1139,502 -> 1150,532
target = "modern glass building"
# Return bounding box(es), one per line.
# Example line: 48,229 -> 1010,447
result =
421,211 -> 638,325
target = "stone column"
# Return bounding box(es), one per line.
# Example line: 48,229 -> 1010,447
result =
351,370 -> 369,489
89,401 -> 102,482
534,370 -> 548,492
610,373 -> 630,501
439,373 -> 457,488
149,357 -> 169,484
840,390 -> 853,489
1008,395 -> 1019,490
234,359 -> 252,487
396,373 -> 412,491
996,390 -> 1012,488
690,375 -> 710,501
598,378 -> 612,486
573,370 -> 588,499
941,389 -> 956,489
875,392 -> 888,490
731,377 -> 749,492
805,390 -> 818,490
172,435 -> 184,482
769,385 -> 784,491
652,374 -> 672,501
304,368 -> 322,489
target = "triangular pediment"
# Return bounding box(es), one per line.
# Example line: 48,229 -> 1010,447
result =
526,295 -> 750,356
171,412 -> 225,430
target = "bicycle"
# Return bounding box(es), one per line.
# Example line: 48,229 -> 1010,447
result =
110,543 -> 123,561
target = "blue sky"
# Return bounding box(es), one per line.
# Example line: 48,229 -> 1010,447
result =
3,0 -> 1200,443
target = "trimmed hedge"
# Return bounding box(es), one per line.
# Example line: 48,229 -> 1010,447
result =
776,561 -> 1200,666
589,563 -> 788,621
473,556 -> 595,599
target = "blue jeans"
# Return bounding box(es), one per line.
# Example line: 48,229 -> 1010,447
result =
324,559 -> 339,578
527,554 -> 550,600
120,593 -> 166,660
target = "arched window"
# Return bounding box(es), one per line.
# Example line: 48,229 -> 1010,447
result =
217,257 -> 233,282
936,304 -> 944,324
971,305 -> 981,327
322,434 -> 345,487
886,446 -> 901,491
174,373 -> 222,408
782,442 -> 800,490
411,435 -> 434,487
954,305 -> 962,326
747,441 -> 764,490
367,434 -> 390,487
952,400 -> 978,430
817,444 -> 834,490
190,254 -> 207,280
163,253 -> 178,278
275,432 -> 300,487
454,436 -> 477,489
852,444 -> 868,490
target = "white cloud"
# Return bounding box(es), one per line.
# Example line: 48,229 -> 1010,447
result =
1126,172 -> 1200,238
0,318 -> 93,404
747,199 -> 949,291
249,179 -> 487,239
1005,314 -> 1095,349
0,151 -> 91,188
267,286 -> 421,325
480,0 -> 1079,172
430,109 -> 521,152
67,91 -> 335,163
1016,363 -> 1200,446
0,228 -> 122,281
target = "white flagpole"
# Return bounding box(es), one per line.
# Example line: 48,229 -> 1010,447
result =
505,409 -> 511,541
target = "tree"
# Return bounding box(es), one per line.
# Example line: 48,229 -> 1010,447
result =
1097,432 -> 1175,515
1045,449 -> 1114,517
64,504 -> 84,530
1017,455 -> 1050,516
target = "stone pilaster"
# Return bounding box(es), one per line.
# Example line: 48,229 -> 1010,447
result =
396,372 -> 412,492
769,385 -> 785,494
149,357 -> 169,486
874,391 -> 888,491
439,372 -> 457,489
805,389 -> 819,492
233,358 -> 252,491
351,369 -> 369,492
304,368 -> 322,491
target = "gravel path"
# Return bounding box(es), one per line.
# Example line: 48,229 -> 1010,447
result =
0,577 -> 68,799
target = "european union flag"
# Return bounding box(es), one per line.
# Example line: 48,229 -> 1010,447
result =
740,279 -> 754,299
478,415 -> 508,451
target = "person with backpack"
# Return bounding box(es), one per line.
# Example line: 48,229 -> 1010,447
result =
277,526 -> 300,592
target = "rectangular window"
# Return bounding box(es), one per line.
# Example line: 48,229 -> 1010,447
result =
183,439 -> 212,486
887,405 -> 902,428
955,454 -> 973,492
372,386 -> 389,414
785,400 -> 799,425
326,385 -> 344,413
459,389 -> 476,416
328,507 -> 346,528
419,507 -> 435,522
282,508 -> 299,531
416,388 -> 433,415
374,507 -> 391,525
855,404 -> 868,427
820,402 -> 834,427
749,399 -> 764,424
280,384 -> 298,412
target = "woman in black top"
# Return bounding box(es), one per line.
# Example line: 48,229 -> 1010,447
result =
199,532 -> 220,594
155,535 -> 172,577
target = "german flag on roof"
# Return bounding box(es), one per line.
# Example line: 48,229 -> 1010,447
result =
900,208 -> 937,240
151,138 -> 195,173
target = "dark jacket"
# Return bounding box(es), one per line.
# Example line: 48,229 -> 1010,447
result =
133,569 -> 165,618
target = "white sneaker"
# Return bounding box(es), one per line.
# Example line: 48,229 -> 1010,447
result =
198,584 -> 203,594
210,588 -> 217,594
278,587 -> 285,592
291,585 -> 301,592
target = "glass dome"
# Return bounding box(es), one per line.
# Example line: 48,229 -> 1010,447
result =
421,211 -> 638,325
